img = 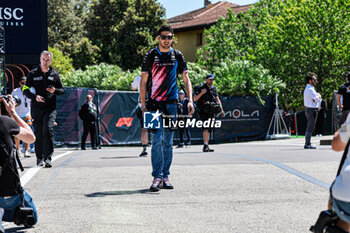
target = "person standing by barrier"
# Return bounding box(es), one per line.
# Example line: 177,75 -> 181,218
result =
23,50 -> 64,167
131,75 -> 148,156
11,77 -> 33,158
79,95 -> 98,150
176,90 -> 191,148
337,72 -> 350,126
194,74 -> 224,152
140,25 -> 194,192
303,72 -> 322,149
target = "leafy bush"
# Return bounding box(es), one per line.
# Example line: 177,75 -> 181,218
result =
63,63 -> 140,91
176,62 -> 209,92
212,60 -> 286,103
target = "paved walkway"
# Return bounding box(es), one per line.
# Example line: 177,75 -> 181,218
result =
4,135 -> 341,233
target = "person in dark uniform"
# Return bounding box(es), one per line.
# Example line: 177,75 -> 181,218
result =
194,74 -> 224,152
337,72 -> 350,126
176,90 -> 191,148
79,95 -> 98,150
23,50 -> 64,167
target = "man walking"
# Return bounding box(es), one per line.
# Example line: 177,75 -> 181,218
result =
140,25 -> 194,192
303,72 -> 322,149
337,72 -> 350,126
194,74 -> 224,152
23,50 -> 64,167
79,95 -> 98,150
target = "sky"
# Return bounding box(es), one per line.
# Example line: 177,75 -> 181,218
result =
157,0 -> 259,19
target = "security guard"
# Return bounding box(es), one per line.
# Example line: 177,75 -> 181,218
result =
79,95 -> 98,150
23,50 -> 64,167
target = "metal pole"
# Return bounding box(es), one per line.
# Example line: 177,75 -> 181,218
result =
0,26 -> 5,94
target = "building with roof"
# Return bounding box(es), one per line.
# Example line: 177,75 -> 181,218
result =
167,1 -> 252,62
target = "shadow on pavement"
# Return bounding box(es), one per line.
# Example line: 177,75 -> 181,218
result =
5,226 -> 29,232
85,189 -> 152,197
99,156 -> 140,159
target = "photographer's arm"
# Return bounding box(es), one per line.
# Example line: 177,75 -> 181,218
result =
1,97 -> 35,144
194,89 -> 206,102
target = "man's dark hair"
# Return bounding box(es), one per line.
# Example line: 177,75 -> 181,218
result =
158,25 -> 173,35
305,72 -> 316,84
345,72 -> 350,81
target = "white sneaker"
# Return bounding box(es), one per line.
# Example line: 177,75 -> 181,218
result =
24,151 -> 31,158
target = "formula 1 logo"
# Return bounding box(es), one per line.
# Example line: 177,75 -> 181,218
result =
116,117 -> 134,127
143,110 -> 161,129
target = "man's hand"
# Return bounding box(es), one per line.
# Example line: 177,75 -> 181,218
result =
200,88 -> 207,95
46,86 -> 55,94
220,110 -> 225,118
1,95 -> 16,116
36,95 -> 45,103
187,102 -> 195,115
141,106 -> 147,112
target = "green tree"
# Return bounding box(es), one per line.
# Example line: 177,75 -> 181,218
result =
49,47 -> 73,77
212,59 -> 285,104
87,0 -> 166,70
199,0 -> 350,108
48,0 -> 88,50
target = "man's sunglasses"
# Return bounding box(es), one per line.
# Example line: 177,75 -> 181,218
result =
159,35 -> 173,40
20,82 -> 25,85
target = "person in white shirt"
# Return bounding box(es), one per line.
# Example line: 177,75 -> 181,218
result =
11,77 -> 33,157
330,114 -> 350,232
303,72 -> 322,149
131,75 -> 148,157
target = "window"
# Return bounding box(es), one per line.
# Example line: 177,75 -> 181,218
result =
196,33 -> 203,46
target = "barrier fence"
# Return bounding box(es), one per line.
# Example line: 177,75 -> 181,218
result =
54,87 -> 275,146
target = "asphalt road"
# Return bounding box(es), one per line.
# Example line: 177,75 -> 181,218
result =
3,136 -> 342,233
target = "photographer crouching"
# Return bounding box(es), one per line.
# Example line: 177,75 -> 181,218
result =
194,74 -> 224,152
0,95 -> 37,232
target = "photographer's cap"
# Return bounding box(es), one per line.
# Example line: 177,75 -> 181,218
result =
178,90 -> 185,95
206,74 -> 215,80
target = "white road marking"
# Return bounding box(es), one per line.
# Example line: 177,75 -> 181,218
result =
20,151 -> 74,187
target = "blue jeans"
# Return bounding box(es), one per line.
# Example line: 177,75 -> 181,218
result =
0,189 -> 38,224
151,103 -> 177,179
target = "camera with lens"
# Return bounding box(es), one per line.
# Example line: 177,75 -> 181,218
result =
0,95 -> 21,115
310,210 -> 339,233
202,101 -> 221,114
14,206 -> 35,227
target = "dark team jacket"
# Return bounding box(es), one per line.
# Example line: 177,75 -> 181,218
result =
141,47 -> 187,102
0,116 -> 21,196
23,66 -> 64,109
79,102 -> 98,122
338,82 -> 350,111
194,83 -> 218,109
